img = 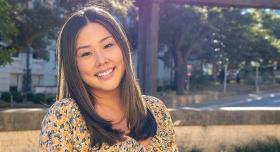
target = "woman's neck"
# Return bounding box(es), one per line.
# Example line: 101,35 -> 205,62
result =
91,87 -> 129,133
91,87 -> 122,112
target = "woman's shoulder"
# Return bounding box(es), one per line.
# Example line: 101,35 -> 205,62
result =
142,95 -> 168,114
142,95 -> 165,106
41,98 -> 82,129
49,97 -> 79,111
40,98 -> 91,150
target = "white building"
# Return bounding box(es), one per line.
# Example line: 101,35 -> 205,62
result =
0,43 -> 57,93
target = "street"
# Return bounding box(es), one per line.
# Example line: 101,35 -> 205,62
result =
180,91 -> 280,110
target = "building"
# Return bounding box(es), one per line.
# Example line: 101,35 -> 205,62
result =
0,41 -> 56,93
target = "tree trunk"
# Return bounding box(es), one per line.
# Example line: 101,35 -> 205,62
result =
174,50 -> 186,95
175,64 -> 186,95
22,45 -> 33,93
172,32 -> 188,95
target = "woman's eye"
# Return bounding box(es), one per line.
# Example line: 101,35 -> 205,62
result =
81,52 -> 92,57
104,43 -> 114,49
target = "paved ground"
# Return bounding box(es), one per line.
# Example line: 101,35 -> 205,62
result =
180,91 -> 280,110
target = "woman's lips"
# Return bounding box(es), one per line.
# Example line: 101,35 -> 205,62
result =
95,67 -> 116,80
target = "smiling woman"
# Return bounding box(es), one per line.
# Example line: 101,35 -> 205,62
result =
39,6 -> 178,152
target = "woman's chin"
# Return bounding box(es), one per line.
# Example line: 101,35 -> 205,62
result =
91,83 -> 120,93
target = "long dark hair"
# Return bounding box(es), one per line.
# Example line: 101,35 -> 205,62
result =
56,6 -> 157,149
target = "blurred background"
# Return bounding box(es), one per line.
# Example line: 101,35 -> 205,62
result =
1,0 -> 280,152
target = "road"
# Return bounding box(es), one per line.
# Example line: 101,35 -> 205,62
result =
179,91 -> 280,110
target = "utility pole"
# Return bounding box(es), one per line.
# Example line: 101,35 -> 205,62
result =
223,63 -> 228,93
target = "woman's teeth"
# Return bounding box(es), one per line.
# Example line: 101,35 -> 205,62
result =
96,68 -> 114,77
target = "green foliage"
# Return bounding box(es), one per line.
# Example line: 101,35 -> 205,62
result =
58,0 -> 138,49
158,6 -> 280,94
0,91 -> 24,102
58,0 -> 134,17
234,137 -> 280,152
11,91 -> 24,102
46,97 -> 55,105
1,92 -> 11,102
188,147 -> 203,152
0,0 -> 18,43
190,73 -> 212,89
0,0 -> 18,65
178,145 -> 203,152
0,47 -> 17,66
26,92 -> 46,104
0,0 -> 136,67
26,92 -> 34,101
32,93 -> 46,104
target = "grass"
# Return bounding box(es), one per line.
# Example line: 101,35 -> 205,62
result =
178,137 -> 280,152
234,137 -> 280,152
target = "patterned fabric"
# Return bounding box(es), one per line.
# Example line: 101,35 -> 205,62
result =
39,95 -> 178,152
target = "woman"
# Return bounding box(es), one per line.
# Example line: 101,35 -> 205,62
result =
39,6 -> 178,151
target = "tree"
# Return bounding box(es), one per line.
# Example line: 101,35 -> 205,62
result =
0,0 -> 18,65
7,0 -> 64,93
159,5 -> 212,95
159,5 -> 280,95
57,0 -> 138,48
209,9 -> 280,80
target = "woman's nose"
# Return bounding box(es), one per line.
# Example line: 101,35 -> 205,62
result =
95,51 -> 108,67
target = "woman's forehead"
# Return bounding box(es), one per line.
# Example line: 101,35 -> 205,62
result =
76,22 -> 113,47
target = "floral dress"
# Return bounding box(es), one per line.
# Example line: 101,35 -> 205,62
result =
39,95 -> 178,152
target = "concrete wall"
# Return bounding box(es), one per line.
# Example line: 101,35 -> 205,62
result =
175,125 -> 280,152
1,125 -> 280,152
0,108 -> 280,151
0,108 -> 47,131
0,130 -> 39,152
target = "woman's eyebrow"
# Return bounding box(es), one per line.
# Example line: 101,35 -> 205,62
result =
76,36 -> 113,51
99,36 -> 112,43
76,45 -> 90,52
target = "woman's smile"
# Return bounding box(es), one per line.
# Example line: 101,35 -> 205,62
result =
95,67 -> 116,80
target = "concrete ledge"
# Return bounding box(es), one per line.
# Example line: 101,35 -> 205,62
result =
1,125 -> 280,152
175,125 -> 280,152
170,109 -> 280,126
1,108 -> 280,131
1,108 -> 280,151
0,130 -> 39,152
0,108 -> 47,131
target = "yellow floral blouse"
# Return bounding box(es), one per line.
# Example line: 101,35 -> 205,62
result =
39,95 -> 178,152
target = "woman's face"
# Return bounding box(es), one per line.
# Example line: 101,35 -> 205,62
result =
75,22 -> 125,93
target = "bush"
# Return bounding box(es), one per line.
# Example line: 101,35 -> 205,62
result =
234,137 -> 280,152
1,92 -> 24,103
157,86 -> 164,92
46,97 -> 55,105
165,84 -> 175,91
26,92 -> 34,101
32,93 -> 46,104
188,147 -> 203,152
11,91 -> 24,103
178,145 -> 203,152
1,92 -> 11,102
190,74 -> 211,89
